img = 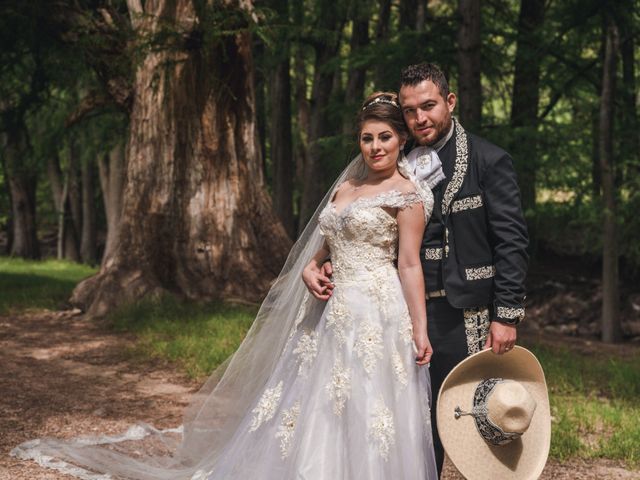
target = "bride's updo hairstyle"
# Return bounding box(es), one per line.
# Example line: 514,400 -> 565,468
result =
356,91 -> 409,140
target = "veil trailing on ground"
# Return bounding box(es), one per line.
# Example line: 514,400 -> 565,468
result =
12,153 -> 435,480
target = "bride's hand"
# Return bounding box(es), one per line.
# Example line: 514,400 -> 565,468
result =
413,330 -> 433,366
302,261 -> 333,301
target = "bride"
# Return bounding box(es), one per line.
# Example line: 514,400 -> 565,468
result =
13,92 -> 439,479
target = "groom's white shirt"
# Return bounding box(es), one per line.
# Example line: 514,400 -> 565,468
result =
405,123 -> 452,189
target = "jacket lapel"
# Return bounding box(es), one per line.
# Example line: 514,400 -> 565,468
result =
441,118 -> 469,216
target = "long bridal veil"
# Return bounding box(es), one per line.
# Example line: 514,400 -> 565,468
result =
12,155 -> 373,480
12,152 -> 434,479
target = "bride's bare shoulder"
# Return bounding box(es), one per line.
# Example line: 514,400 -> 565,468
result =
391,176 -> 417,194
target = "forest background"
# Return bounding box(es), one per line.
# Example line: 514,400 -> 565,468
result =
1,0 -> 639,343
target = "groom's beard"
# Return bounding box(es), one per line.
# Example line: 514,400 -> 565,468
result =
416,116 -> 453,147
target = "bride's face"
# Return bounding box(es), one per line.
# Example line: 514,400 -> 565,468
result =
359,120 -> 404,172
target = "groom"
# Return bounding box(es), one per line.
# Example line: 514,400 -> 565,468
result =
398,63 -> 528,475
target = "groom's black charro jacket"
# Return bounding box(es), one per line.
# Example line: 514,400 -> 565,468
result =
420,120 -> 528,324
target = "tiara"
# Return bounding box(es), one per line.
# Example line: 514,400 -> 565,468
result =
362,96 -> 400,110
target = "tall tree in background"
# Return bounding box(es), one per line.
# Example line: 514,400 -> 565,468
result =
1,121 -> 40,259
510,0 -> 545,214
66,0 -> 290,316
599,11 -> 621,343
457,0 -> 482,129
98,142 -> 125,261
299,0 -> 346,228
618,0 -> 639,182
343,0 -> 370,133
268,0 -> 295,238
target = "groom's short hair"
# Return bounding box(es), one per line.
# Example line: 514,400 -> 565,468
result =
400,63 -> 450,99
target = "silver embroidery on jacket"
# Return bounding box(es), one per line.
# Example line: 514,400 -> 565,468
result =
496,306 -> 525,321
465,265 -> 496,281
463,307 -> 490,355
424,248 -> 443,260
442,119 -> 469,216
451,194 -> 483,213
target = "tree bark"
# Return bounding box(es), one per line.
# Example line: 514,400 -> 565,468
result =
47,153 -> 80,261
510,0 -> 545,213
269,0 -> 295,238
80,156 -> 97,264
71,0 -> 291,317
2,124 -> 40,259
599,14 -> 621,343
399,0 -> 418,30
299,1 -> 346,229
343,1 -> 369,135
374,0 -> 392,88
457,0 -> 482,130
98,142 -> 125,262
67,139 -> 83,246
619,4 -> 639,183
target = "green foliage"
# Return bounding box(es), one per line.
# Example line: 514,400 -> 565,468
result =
522,340 -> 640,465
109,297 -> 257,379
0,257 -> 96,314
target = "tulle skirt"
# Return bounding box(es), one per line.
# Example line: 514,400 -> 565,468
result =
201,265 -> 437,480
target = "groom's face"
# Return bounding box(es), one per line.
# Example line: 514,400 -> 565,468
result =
399,80 -> 456,146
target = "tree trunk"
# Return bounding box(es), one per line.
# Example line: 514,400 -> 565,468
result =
619,4 -> 639,183
374,0 -> 392,87
67,139 -> 83,244
2,124 -> 40,259
269,0 -> 295,238
599,14 -> 620,343
47,153 -> 80,261
80,156 -> 97,264
399,0 -> 418,30
71,0 -> 291,317
343,1 -> 369,135
457,0 -> 482,130
510,0 -> 545,213
98,142 -> 125,262
299,2 -> 346,229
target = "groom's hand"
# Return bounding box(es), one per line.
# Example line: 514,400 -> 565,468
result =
484,321 -> 516,355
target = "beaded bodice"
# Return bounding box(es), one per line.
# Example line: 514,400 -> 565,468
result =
318,190 -> 423,282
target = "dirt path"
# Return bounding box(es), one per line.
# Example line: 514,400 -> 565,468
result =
1,309 -> 638,479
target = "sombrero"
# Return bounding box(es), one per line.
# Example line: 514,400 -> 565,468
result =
437,346 -> 550,480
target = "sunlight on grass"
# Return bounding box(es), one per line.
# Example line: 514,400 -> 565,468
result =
0,257 -> 96,314
523,341 -> 640,466
109,297 -> 257,379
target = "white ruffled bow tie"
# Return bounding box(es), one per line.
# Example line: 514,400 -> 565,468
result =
405,146 -> 447,190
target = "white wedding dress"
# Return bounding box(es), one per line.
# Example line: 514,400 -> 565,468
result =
198,189 -> 437,479
12,184 -> 438,480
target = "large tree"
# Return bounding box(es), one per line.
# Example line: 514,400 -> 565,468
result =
599,11 -> 621,343
457,0 -> 482,129
45,0 -> 293,316
510,0 -> 545,214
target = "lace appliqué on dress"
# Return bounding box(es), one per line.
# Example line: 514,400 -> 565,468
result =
326,360 -> 352,416
369,397 -> 396,461
292,331 -> 318,377
354,321 -> 384,375
325,291 -> 353,345
249,381 -> 284,432
391,349 -> 408,388
275,401 -> 301,459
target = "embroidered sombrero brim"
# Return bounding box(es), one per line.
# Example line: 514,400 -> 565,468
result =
437,346 -> 550,480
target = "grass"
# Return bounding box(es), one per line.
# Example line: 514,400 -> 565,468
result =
109,297 -> 257,379
521,340 -> 640,467
2,257 -> 639,467
0,257 -> 97,314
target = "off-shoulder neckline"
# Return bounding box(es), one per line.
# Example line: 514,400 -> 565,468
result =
329,189 -> 419,218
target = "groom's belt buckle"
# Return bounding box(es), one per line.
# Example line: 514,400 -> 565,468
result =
426,289 -> 446,299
